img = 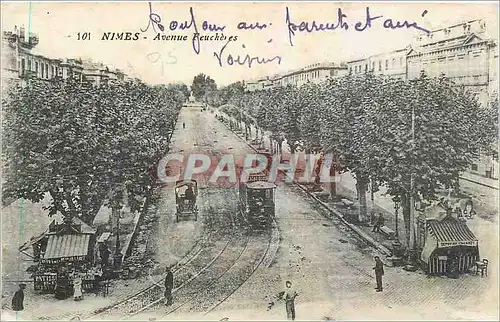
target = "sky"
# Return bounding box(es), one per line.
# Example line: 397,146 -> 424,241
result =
1,1 -> 498,87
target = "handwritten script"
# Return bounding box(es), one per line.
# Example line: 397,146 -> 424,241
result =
140,3 -> 431,68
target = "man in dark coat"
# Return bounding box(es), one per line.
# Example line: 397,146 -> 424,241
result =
283,280 -> 298,320
12,283 -> 26,311
164,266 -> 174,306
373,256 -> 384,292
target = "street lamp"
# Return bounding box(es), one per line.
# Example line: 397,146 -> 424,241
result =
392,195 -> 403,258
392,196 -> 401,241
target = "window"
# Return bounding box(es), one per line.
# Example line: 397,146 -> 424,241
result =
372,62 -> 375,70
378,61 -> 382,71
349,67 -> 352,74
35,62 -> 39,73
385,60 -> 389,70
365,64 -> 368,72
28,60 -> 31,71
471,164 -> 478,171
392,58 -> 396,67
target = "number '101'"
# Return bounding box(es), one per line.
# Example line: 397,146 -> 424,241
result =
77,32 -> 91,40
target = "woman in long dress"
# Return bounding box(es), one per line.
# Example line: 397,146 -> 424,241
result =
73,276 -> 83,301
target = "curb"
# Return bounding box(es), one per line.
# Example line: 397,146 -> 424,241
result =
459,176 -> 498,190
217,115 -> 393,257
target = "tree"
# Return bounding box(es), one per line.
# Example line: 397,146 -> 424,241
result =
320,73 -> 381,222
365,72 -> 498,256
3,77 -> 185,225
191,73 -> 217,102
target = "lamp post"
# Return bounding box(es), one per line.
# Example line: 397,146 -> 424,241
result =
392,196 -> 403,258
393,196 -> 401,241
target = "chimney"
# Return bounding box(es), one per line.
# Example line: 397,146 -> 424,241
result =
19,25 -> 25,39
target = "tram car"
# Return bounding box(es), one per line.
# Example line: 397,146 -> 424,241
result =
175,179 -> 199,222
239,173 -> 276,230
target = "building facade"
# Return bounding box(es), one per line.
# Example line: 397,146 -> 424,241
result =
347,48 -> 408,79
270,62 -> 348,88
2,27 -> 127,87
407,19 -> 497,107
244,77 -> 272,92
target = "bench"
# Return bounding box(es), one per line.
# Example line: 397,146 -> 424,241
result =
380,225 -> 395,240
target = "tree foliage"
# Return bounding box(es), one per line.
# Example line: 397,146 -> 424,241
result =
191,73 -> 217,102
3,78 -> 185,224
216,72 -> 498,224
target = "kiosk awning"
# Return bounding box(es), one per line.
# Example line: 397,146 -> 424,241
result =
428,219 -> 478,248
43,234 -> 91,260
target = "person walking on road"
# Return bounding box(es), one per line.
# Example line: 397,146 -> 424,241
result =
164,266 -> 174,306
373,256 -> 384,292
372,213 -> 384,233
282,280 -> 298,320
12,283 -> 26,312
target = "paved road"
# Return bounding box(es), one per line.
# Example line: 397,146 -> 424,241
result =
203,109 -> 498,320
2,106 -> 498,321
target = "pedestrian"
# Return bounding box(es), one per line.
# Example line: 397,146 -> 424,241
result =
371,215 -> 380,233
282,280 -> 298,320
370,212 -> 377,226
164,266 -> 174,306
12,283 -> 26,312
373,256 -> 384,292
73,276 -> 83,301
377,213 -> 385,229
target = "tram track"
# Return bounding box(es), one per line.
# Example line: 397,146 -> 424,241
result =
128,220 -> 277,319
125,226 -> 252,318
83,188 -> 239,320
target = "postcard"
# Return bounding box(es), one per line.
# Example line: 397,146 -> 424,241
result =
1,1 -> 498,321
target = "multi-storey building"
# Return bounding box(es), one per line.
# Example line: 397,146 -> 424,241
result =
406,19 -> 498,179
347,48 -> 408,79
2,26 -> 39,87
2,27 -> 128,87
407,19 -> 497,107
271,62 -> 348,88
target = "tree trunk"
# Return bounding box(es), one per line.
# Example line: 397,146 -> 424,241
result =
370,179 -> 375,212
49,189 -> 69,218
356,176 -> 369,223
330,162 -> 337,200
64,191 -> 79,220
79,182 -> 91,223
402,193 -> 411,252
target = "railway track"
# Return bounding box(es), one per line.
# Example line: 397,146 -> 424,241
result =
127,222 -> 276,320
37,188 -> 278,321
85,189 -> 238,320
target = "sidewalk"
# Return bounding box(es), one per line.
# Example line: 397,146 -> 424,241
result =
217,112 -> 498,258
461,171 -> 498,190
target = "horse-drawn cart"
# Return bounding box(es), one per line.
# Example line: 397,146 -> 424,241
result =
175,179 -> 199,222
